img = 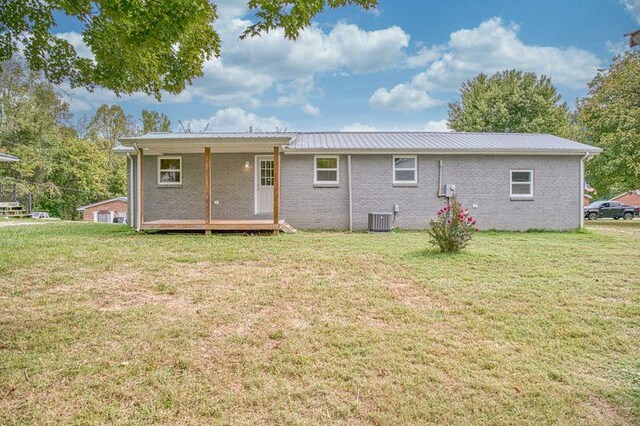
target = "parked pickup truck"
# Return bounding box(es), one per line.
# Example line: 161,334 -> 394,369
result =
585,201 -> 640,220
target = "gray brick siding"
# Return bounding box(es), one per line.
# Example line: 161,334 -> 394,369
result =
280,155 -> 350,229
348,154 -> 580,231
143,153 -> 205,221
129,152 -> 582,231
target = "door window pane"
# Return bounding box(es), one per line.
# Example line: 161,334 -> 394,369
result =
260,160 -> 274,186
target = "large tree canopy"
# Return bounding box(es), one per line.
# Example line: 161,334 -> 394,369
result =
0,0 -> 376,99
0,60 -> 112,218
577,51 -> 640,196
447,70 -> 574,137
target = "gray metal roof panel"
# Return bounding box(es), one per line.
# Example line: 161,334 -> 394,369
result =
288,132 -> 601,153
117,131 -> 601,153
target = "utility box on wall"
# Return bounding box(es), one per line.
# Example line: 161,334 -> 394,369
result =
444,184 -> 456,198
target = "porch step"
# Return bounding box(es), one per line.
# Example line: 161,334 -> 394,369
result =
279,222 -> 297,234
0,204 -> 30,218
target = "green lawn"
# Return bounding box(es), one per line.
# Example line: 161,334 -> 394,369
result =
0,223 -> 638,424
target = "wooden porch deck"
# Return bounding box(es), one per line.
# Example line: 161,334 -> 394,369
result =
140,219 -> 296,233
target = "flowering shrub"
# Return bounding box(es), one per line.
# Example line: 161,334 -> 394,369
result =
427,195 -> 478,253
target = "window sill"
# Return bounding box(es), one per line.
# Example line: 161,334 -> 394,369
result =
510,196 -> 534,201
393,183 -> 418,187
157,184 -> 183,188
314,183 -> 339,188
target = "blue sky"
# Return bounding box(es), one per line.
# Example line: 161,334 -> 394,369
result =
55,0 -> 640,132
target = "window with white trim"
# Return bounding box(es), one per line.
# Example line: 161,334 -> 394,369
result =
157,156 -> 182,185
393,155 -> 418,184
510,170 -> 533,198
314,156 -> 339,185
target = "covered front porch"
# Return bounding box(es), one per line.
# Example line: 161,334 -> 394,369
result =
123,133 -> 296,234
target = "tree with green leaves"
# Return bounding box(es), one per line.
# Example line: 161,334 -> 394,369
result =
83,104 -> 136,196
1,0 -> 377,98
577,51 -> 640,197
447,70 -> 575,137
0,60 -> 113,219
142,110 -> 171,133
86,105 -> 138,152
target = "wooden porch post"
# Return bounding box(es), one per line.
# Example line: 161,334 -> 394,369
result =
273,146 -> 280,232
204,147 -> 212,235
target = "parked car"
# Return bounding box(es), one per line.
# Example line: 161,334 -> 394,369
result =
584,201 -> 640,220
31,212 -> 50,219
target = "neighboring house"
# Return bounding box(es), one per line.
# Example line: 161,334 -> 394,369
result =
584,194 -> 593,206
0,153 -> 19,162
611,190 -> 640,207
117,132 -> 601,233
77,197 -> 128,223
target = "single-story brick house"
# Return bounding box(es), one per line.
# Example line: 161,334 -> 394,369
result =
611,190 -> 640,207
77,197 -> 128,223
116,132 -> 601,233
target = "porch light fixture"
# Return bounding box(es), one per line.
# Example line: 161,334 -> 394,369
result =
244,161 -> 250,168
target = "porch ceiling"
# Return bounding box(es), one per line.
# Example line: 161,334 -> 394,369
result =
120,132 -> 294,154
138,143 -> 284,155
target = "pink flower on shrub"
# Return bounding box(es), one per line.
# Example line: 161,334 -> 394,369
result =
427,196 -> 478,253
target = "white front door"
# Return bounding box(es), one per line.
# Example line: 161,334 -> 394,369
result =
255,156 -> 274,214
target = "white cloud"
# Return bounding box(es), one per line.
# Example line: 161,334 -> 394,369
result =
424,119 -> 450,132
184,107 -> 288,132
222,21 -> 410,79
302,104 -> 321,117
369,84 -> 443,112
621,0 -> 640,23
54,12 -> 411,114
369,18 -> 602,112
341,123 -> 378,132
275,77 -> 320,113
55,32 -> 93,59
406,47 -> 440,68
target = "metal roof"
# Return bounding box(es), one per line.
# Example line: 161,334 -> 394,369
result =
288,132 -> 601,154
0,153 -> 19,162
117,131 -> 601,154
77,197 -> 128,211
121,132 -> 295,142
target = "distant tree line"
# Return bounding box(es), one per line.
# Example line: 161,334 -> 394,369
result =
0,60 -> 171,219
447,50 -> 640,199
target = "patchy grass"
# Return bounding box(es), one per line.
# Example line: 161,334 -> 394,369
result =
0,223 -> 638,424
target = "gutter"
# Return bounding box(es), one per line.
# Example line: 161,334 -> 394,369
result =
283,149 -> 601,156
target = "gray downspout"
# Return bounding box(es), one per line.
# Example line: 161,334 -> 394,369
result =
437,159 -> 445,197
348,154 -> 353,232
580,153 -> 589,229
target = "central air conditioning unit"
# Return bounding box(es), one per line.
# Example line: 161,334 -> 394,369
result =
368,212 -> 393,232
